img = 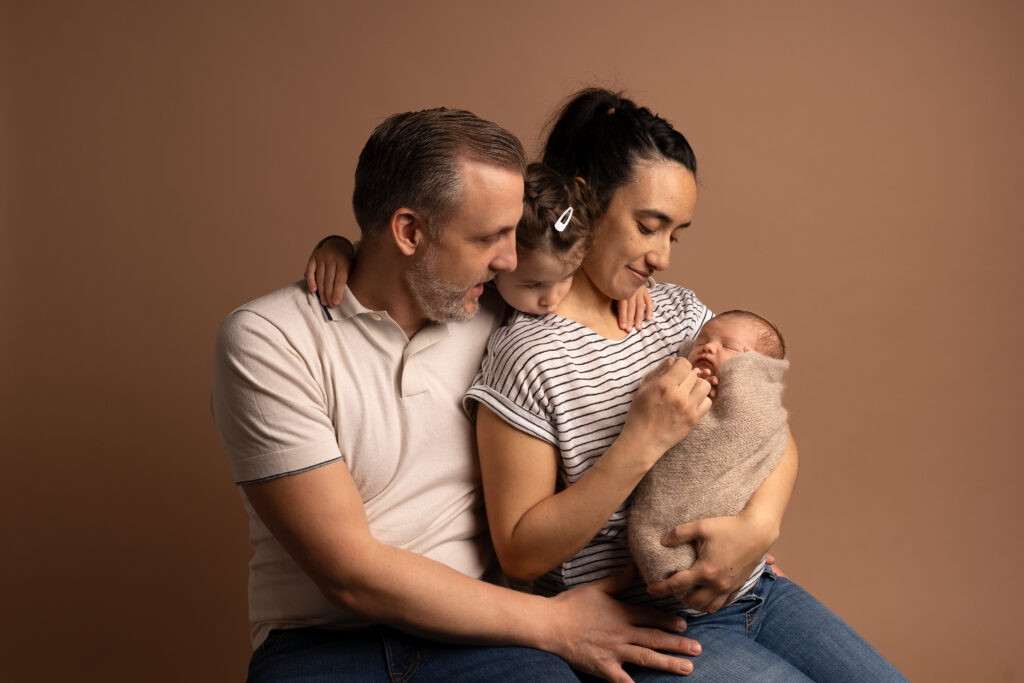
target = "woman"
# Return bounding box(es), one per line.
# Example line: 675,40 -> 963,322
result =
465,88 -> 905,681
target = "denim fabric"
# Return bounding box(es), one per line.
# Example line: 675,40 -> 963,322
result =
246,624 -> 578,682
622,568 -> 907,682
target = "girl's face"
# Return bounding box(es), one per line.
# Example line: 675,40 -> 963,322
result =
582,159 -> 697,301
494,245 -> 583,315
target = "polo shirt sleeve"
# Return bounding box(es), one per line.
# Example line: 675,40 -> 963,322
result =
212,309 -> 342,484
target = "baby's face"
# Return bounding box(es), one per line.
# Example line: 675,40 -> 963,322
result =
494,246 -> 581,315
687,317 -> 763,378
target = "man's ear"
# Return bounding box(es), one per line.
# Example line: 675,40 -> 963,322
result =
389,208 -> 429,256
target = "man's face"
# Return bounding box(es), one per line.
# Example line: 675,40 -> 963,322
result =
406,159 -> 523,322
687,317 -> 763,378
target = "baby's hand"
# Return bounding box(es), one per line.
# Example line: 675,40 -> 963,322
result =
692,366 -> 718,399
304,236 -> 354,307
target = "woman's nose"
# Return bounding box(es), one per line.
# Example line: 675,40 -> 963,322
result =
646,238 -> 671,272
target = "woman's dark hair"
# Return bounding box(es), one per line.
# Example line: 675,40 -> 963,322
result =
542,88 -> 696,217
516,162 -> 595,264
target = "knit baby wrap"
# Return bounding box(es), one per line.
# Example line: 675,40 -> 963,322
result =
629,342 -> 790,584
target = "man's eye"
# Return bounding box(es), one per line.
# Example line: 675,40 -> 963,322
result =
637,222 -> 655,236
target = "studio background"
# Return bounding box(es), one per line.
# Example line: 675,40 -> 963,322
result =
4,2 -> 1022,681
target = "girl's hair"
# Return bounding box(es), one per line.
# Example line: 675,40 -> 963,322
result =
542,88 -> 697,217
516,162 -> 595,264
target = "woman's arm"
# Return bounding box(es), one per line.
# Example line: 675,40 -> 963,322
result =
476,357 -> 713,583
647,425 -> 799,613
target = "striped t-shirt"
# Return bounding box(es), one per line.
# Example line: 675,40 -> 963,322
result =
466,283 -> 763,616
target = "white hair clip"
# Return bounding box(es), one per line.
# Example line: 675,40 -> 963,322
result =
554,206 -> 573,232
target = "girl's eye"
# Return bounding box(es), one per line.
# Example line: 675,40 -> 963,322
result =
523,282 -> 542,289
724,344 -> 741,351
637,222 -> 655,236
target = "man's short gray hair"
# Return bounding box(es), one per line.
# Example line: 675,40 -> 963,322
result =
352,108 -> 526,238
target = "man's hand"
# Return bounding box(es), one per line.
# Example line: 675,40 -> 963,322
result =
646,513 -> 775,614
305,236 -> 354,307
545,567 -> 700,681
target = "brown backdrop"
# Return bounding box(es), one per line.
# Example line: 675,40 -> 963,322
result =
4,1 -> 1023,681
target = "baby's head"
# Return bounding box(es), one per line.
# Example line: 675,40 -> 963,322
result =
688,310 -> 786,378
494,162 -> 595,315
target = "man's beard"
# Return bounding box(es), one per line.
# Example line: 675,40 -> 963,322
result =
405,244 -> 481,322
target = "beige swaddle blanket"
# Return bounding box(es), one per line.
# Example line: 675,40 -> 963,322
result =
629,341 -> 789,584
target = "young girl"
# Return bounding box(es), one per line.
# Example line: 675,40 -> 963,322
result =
306,162 -> 653,330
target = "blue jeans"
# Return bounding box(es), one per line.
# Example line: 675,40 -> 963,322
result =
611,568 -> 907,682
247,624 -> 578,682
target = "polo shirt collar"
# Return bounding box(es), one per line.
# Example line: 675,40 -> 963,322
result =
319,285 -> 452,341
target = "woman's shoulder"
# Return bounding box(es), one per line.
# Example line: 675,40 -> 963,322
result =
649,282 -> 712,323
481,312 -> 583,377
489,310 -> 576,347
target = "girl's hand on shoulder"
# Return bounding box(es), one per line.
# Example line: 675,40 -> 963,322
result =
646,512 -> 777,613
304,236 -> 355,307
616,286 -> 654,332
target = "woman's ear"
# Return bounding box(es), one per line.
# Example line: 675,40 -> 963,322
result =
390,208 -> 429,256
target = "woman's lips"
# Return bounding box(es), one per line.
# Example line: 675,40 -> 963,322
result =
627,267 -> 650,283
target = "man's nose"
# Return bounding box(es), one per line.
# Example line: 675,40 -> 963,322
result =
491,232 -> 517,272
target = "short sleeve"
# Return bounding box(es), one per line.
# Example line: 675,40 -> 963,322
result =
464,322 -> 560,447
211,310 -> 342,484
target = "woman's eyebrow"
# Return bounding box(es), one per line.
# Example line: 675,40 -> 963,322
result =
637,208 -> 691,228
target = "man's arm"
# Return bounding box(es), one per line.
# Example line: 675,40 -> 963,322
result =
212,309 -> 700,682
244,458 -> 700,681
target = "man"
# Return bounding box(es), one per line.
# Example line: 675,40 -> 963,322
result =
212,108 -> 699,681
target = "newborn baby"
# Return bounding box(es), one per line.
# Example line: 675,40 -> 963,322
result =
629,310 -> 789,592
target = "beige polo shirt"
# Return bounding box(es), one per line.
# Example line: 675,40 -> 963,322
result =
211,281 -> 504,647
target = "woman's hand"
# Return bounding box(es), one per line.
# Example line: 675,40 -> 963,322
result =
620,358 -> 712,462
304,236 -> 355,307
646,511 -> 777,613
616,286 -> 654,332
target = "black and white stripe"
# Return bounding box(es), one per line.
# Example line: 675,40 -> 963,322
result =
468,284 -> 741,615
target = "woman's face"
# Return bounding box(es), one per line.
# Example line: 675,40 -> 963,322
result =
582,159 -> 697,301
